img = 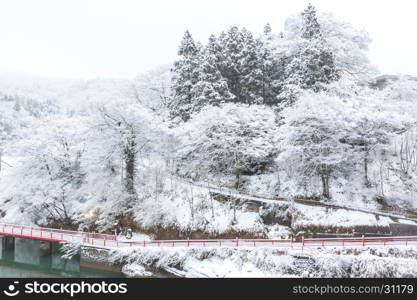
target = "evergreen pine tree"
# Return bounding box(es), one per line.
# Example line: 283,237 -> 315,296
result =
257,23 -> 281,105
263,23 -> 272,37
192,35 -> 235,111
301,3 -> 322,40
239,28 -> 264,104
217,26 -> 244,103
169,30 -> 201,121
281,4 -> 339,98
217,26 -> 264,104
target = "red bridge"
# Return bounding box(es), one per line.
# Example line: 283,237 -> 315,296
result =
1,223 -> 417,249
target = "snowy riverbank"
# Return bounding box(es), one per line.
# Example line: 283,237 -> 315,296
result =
107,246 -> 417,278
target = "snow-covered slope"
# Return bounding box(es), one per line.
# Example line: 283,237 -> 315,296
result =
109,246 -> 417,278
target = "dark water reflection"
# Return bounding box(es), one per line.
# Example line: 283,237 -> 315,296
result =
0,238 -> 122,278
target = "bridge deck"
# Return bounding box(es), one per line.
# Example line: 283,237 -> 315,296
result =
1,223 -> 417,249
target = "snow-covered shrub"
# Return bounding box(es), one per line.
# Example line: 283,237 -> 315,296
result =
259,203 -> 292,226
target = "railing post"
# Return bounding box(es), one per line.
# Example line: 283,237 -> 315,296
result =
187,238 -> 190,247
302,236 -> 305,250
236,237 -> 239,247
342,239 -> 345,247
406,238 -> 409,246
384,239 -> 387,246
362,235 -> 365,247
143,240 -> 146,247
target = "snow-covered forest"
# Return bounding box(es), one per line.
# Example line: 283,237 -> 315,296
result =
1,4 -> 417,239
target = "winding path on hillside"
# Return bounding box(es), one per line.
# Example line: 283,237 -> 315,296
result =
173,176 -> 417,223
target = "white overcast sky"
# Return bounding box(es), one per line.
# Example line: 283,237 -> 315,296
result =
0,0 -> 416,79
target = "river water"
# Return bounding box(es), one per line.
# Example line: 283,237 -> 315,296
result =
0,260 -> 120,278
0,243 -> 122,278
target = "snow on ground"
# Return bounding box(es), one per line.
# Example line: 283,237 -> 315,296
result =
122,264 -> 153,277
398,219 -> 417,225
111,247 -> 296,278
172,176 -> 403,233
266,224 -> 292,239
181,256 -> 276,278
176,175 -> 416,228
132,177 -> 266,235
0,156 -> 23,178
117,232 -> 153,242
109,245 -> 417,278
293,203 -> 393,227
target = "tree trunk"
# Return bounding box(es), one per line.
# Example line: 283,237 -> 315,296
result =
232,170 -> 241,224
189,185 -> 194,222
124,134 -> 136,197
324,175 -> 330,199
208,188 -> 215,219
235,170 -> 240,190
379,161 -> 385,196
320,165 -> 331,200
321,174 -> 326,198
290,196 -> 295,230
364,149 -> 370,187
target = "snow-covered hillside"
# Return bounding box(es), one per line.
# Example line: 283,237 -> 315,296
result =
1,4 -> 417,245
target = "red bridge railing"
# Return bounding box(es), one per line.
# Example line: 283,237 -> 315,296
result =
1,223 -> 417,249
302,236 -> 417,248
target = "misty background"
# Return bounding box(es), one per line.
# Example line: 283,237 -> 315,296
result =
0,0 -> 416,79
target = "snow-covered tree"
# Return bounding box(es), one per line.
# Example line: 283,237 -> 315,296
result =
3,121 -> 89,228
277,92 -> 354,199
342,116 -> 393,187
282,5 -> 374,81
257,24 -> 281,105
301,3 -> 322,39
132,65 -> 171,113
217,26 -> 264,105
169,31 -> 201,121
177,103 -> 278,186
95,97 -> 164,210
191,35 -> 235,111
282,4 -> 339,98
